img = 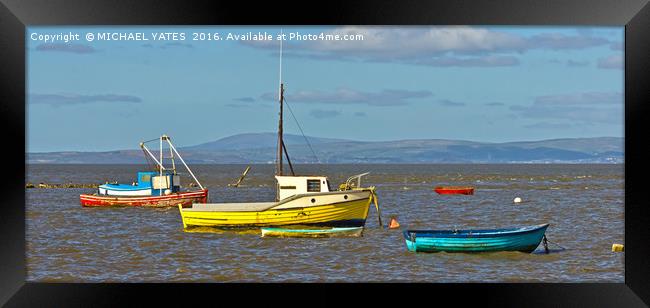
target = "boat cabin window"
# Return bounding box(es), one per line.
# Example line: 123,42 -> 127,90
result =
137,172 -> 158,186
307,179 -> 321,192
140,174 -> 151,183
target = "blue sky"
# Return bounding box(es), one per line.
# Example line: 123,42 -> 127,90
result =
27,26 -> 623,152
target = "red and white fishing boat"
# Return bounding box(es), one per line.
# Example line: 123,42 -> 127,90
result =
433,186 -> 475,195
80,189 -> 208,207
80,134 -> 209,207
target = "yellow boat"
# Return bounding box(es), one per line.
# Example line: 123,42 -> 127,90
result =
179,174 -> 379,230
178,46 -> 382,231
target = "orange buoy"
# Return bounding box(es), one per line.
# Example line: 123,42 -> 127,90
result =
389,217 -> 400,229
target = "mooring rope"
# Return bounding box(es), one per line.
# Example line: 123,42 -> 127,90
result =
545,236 -> 567,251
371,188 -> 383,228
542,235 -> 567,254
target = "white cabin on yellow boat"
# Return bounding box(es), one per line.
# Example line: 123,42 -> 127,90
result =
275,175 -> 332,200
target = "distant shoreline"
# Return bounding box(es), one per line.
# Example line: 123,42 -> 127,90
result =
26,135 -> 624,164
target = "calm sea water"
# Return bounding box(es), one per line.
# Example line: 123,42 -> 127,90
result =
26,164 -> 624,282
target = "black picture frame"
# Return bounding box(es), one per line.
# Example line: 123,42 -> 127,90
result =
2,0 -> 649,306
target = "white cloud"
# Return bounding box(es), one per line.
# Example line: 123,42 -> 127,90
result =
527,33 -> 609,50
240,26 -> 615,68
534,92 -> 621,106
306,27 -> 527,57
436,99 -> 466,107
309,109 -> 342,119
261,88 -> 433,106
510,91 -> 623,125
29,93 -> 142,105
597,55 -> 623,69
410,55 -> 519,67
35,43 -> 97,54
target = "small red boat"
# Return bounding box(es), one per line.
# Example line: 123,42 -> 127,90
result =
80,189 -> 208,207
434,186 -> 474,195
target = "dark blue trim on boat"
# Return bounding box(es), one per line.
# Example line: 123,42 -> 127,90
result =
185,219 -> 367,231
305,219 -> 366,228
404,224 -> 549,238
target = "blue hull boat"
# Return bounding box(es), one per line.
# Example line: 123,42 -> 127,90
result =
403,224 -> 549,253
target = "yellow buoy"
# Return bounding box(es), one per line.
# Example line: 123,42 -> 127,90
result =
612,243 -> 624,252
513,197 -> 522,203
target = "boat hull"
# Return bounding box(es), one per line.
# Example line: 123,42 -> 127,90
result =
434,186 -> 474,195
179,190 -> 372,230
403,224 -> 549,253
261,227 -> 364,238
80,189 -> 208,207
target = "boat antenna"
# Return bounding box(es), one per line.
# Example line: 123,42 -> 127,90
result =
275,29 -> 284,176
279,29 -> 283,102
274,30 -> 298,182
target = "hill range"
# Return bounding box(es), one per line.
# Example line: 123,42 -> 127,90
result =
27,133 -> 624,164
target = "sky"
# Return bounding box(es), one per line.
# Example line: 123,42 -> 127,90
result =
26,26 -> 624,152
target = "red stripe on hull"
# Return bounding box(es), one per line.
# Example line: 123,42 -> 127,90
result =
80,189 -> 208,207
